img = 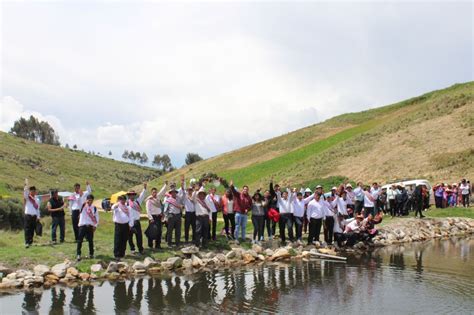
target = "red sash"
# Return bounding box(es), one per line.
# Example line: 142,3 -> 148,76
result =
129,200 -> 142,212
28,194 -> 39,210
118,203 -> 130,216
82,205 -> 97,225
197,198 -> 211,212
166,196 -> 181,209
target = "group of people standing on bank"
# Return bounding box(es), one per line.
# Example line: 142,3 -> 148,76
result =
21,176 -> 472,261
433,179 -> 471,208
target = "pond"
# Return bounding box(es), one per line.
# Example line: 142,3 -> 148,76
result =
1,237 -> 473,314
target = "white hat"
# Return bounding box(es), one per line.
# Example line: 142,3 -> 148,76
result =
331,186 -> 337,190
304,188 -> 312,193
189,178 -> 197,185
345,183 -> 353,188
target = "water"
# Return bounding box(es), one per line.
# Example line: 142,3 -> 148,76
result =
1,237 -> 473,314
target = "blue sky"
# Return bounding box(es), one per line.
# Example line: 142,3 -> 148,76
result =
1,1 -> 472,166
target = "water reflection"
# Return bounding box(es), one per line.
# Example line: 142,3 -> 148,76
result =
3,237 -> 473,314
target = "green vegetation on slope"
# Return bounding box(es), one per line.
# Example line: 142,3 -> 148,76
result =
0,132 -> 160,198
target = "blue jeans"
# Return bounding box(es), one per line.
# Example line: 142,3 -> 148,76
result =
234,213 -> 247,241
51,216 -> 65,242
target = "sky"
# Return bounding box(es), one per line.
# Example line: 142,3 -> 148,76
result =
1,1 -> 472,167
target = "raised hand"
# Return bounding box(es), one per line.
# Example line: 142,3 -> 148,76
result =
143,182 -> 148,189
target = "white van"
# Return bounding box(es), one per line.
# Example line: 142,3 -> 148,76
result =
382,179 -> 433,204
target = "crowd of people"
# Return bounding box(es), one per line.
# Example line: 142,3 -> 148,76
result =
21,176 -> 472,261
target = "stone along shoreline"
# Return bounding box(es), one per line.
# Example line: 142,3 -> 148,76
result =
1,217 -> 473,291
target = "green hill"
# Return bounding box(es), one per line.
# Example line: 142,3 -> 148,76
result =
0,132 -> 160,198
144,82 -> 474,190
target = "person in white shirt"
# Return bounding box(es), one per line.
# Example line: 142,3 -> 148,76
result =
207,187 -> 221,241
112,195 -> 134,260
127,183 -> 147,254
69,181 -> 92,242
76,194 -> 99,261
306,193 -> 325,245
387,185 -> 397,217
344,215 -> 364,246
23,179 -> 41,248
145,182 -> 167,249
459,179 -> 470,207
291,190 -> 314,243
332,190 -> 349,217
371,182 -> 381,214
333,213 -> 354,247
192,187 -> 212,248
345,184 -> 355,217
322,195 -> 336,245
275,184 -> 295,244
363,185 -> 379,218
164,182 -> 184,247
183,184 -> 196,243
353,182 -> 365,215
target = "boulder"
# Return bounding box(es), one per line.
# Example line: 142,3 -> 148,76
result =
246,250 -> 259,258
257,254 -> 265,261
1,278 -> 23,288
225,251 -> 236,260
160,262 -> 173,270
67,267 -> 79,277
191,255 -> 203,268
182,259 -> 193,269
264,249 -> 274,256
90,264 -> 103,273
181,246 -> 200,255
271,248 -> 290,261
16,270 -> 33,278
318,248 -> 337,256
6,272 -> 17,280
166,257 -> 183,269
51,263 -> 68,278
107,272 -> 120,280
45,274 -> 60,282
79,273 -> 90,281
117,262 -> 130,273
148,267 -> 161,274
252,244 -> 263,254
242,253 -> 255,264
34,265 -> 50,277
132,261 -> 147,271
204,252 -> 215,259
143,257 -> 159,268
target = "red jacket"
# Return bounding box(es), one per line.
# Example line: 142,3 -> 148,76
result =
231,186 -> 253,214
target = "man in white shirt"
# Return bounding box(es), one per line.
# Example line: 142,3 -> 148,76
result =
387,185 -> 397,217
112,195 -> 134,260
76,194 -> 99,261
69,181 -> 92,242
291,190 -> 314,243
306,194 -> 325,245
145,182 -> 167,249
345,184 -> 355,217
460,179 -> 470,207
276,185 -> 295,244
363,185 -> 379,218
192,188 -> 213,248
207,187 -> 221,241
371,182 -> 381,214
183,184 -> 196,243
164,184 -> 184,247
353,182 -> 365,215
127,183 -> 147,254
23,179 -> 41,248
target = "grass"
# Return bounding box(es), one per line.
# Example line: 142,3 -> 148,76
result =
425,206 -> 474,219
0,132 -> 160,199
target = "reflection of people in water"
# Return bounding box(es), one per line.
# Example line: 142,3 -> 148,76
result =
22,289 -> 42,315
164,277 -> 184,309
147,277 -> 165,312
49,287 -> 66,315
389,248 -> 406,271
70,285 -> 95,315
113,279 -> 143,314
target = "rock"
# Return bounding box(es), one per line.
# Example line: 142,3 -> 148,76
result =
301,251 -> 310,258
106,262 -> 118,273
89,273 -> 99,280
143,257 -> 159,268
264,249 -> 274,256
191,255 -> 203,268
252,244 -> 263,254
182,259 -> 193,269
16,270 -> 33,278
1,278 -> 23,288
79,273 -> 90,281
117,262 -> 130,273
45,274 -> 59,282
51,263 -> 68,278
107,272 -> 120,280
225,251 -> 236,260
6,272 -> 17,280
90,264 -> 103,273
34,265 -> 50,276
148,267 -> 161,274
182,245 -> 200,255
271,248 -> 290,261
257,254 -> 265,261
67,267 -> 79,277
318,248 -> 337,256
132,261 -> 147,271
160,262 -> 173,270
167,257 -> 183,269
215,254 -> 226,262
204,252 -> 215,259
242,253 -> 255,264
64,273 -> 77,281
246,250 -> 258,258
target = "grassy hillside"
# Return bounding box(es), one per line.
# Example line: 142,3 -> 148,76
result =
144,82 -> 474,190
0,132 -> 159,198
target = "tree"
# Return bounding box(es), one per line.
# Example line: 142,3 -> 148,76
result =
73,144 -> 78,150
65,143 -> 70,149
152,154 -> 162,168
185,152 -> 203,165
122,150 -> 129,160
134,152 -> 141,163
161,154 -> 173,172
9,115 -> 60,145
140,152 -> 148,164
129,151 -> 136,162
108,150 -> 112,156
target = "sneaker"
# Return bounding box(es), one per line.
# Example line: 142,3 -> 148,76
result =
25,244 -> 30,248
131,250 -> 136,255
52,240 -> 57,244
76,255 -> 82,261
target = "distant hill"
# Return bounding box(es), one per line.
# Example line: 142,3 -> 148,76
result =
144,82 -> 474,190
0,132 -> 159,198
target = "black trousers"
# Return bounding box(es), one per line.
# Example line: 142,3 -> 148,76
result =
345,232 -> 360,247
166,214 -> 181,246
184,212 -> 196,242
224,213 -> 235,236
208,212 -> 217,240
324,216 -> 335,245
114,223 -> 129,258
389,199 -> 396,216
252,215 -> 265,240
24,214 -> 37,245
51,216 -> 65,242
264,215 -> 273,237
128,220 -> 143,252
308,218 -> 322,244
279,213 -> 294,243
354,200 -> 364,215
334,232 -> 346,247
71,210 -> 80,241
435,196 -> 443,208
462,194 -> 470,207
293,216 -> 304,240
414,199 -> 424,217
147,215 -> 162,248
195,215 -> 210,248
272,209 -> 280,236
77,225 -> 94,256
364,207 -> 375,218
